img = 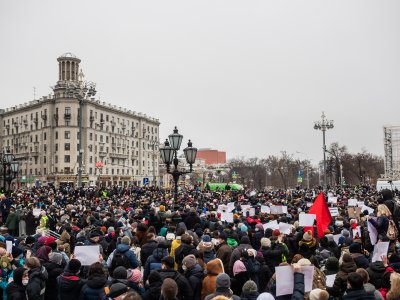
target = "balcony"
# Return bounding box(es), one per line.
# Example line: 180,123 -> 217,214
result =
64,113 -> 71,119
31,150 -> 39,157
99,151 -> 107,157
110,152 -> 128,159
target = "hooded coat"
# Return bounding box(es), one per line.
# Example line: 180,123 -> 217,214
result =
367,261 -> 387,289
26,266 -> 48,300
56,231 -> 71,256
327,257 -> 357,297
6,267 -> 26,300
43,261 -> 63,300
57,266 -> 86,300
79,273 -> 108,300
185,264 -> 204,300
143,247 -> 169,282
201,259 -> 224,300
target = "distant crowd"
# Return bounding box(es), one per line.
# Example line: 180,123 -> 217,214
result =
0,184 -> 399,300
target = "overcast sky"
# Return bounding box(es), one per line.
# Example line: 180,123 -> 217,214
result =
1,1 -> 399,165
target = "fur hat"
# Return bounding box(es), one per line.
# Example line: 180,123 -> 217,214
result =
303,230 -> 313,242
242,280 -> 258,292
261,237 -> 271,248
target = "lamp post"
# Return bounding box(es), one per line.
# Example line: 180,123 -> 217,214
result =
65,80 -> 96,188
159,127 -> 197,200
1,149 -> 20,194
296,151 -> 312,190
314,112 -> 334,188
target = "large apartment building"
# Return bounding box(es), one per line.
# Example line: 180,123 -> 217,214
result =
0,53 -> 160,187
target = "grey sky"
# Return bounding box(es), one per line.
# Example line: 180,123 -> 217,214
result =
1,1 -> 399,165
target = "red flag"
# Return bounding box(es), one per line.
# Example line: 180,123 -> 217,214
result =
305,192 -> 333,238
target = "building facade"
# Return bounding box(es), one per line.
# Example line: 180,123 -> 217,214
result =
0,53 -> 160,187
196,148 -> 226,165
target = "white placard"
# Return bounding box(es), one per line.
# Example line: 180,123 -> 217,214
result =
306,202 -> 312,208
372,242 -> 389,262
329,207 -> 339,217
299,214 -> 316,227
356,201 -> 365,207
6,241 -> 12,254
352,227 -> 361,239
367,217 -> 378,245
333,234 -> 341,245
263,220 -> 279,231
74,245 -> 100,266
218,205 -> 228,213
326,274 -> 336,287
227,202 -> 235,212
270,206 -> 287,214
261,205 -> 271,214
361,205 -> 374,215
33,209 -> 41,217
282,206 -> 288,214
279,222 -> 292,235
276,266 -> 314,296
348,199 -> 357,206
220,212 -> 233,223
328,197 -> 337,204
242,207 -> 255,216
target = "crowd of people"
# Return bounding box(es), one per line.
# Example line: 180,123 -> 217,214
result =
0,184 -> 398,300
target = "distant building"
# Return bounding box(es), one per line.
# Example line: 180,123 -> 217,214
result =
0,53 -> 160,187
383,125 -> 400,179
196,148 -> 226,165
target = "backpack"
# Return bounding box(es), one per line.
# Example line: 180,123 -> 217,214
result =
109,251 -> 130,276
387,220 -> 399,241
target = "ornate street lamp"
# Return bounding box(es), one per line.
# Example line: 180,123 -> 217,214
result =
65,80 -> 96,188
1,149 -> 19,194
159,127 -> 197,200
314,112 -> 334,188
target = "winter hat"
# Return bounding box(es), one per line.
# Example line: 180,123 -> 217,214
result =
13,267 -> 26,285
342,253 -> 354,263
121,236 -> 131,245
325,234 -> 334,243
349,243 -> 361,254
341,229 -> 350,237
148,270 -> 162,284
323,228 -> 331,235
159,205 -> 166,212
127,268 -> 142,283
38,236 -> 47,244
113,266 -> 128,279
100,226 -> 107,234
182,254 -> 197,269
256,224 -> 264,232
303,230 -> 313,242
216,273 -> 231,288
242,280 -> 258,292
67,259 -> 81,274
241,224 -> 248,232
256,293 -> 275,300
49,252 -> 63,265
45,236 -> 55,246
233,259 -> 247,276
240,236 -> 250,245
309,289 -> 329,300
11,247 -> 23,258
325,257 -> 339,272
202,235 -> 211,243
261,237 -> 271,248
107,227 -> 115,234
108,283 -> 128,298
272,229 -> 281,237
166,233 -> 175,241
25,236 -> 35,245
298,258 -> 312,266
219,232 -> 227,241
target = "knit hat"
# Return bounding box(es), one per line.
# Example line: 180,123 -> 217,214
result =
240,236 -> 250,245
349,243 -> 361,254
182,254 -> 197,269
202,235 -> 211,243
272,229 -> 281,237
216,273 -> 231,288
127,268 -> 142,283
108,283 -> 128,298
261,237 -> 271,248
11,247 -> 23,258
303,230 -> 313,242
113,266 -> 128,279
159,205 -> 165,212
166,233 -> 175,241
121,236 -> 131,245
342,253 -> 354,263
341,229 -> 350,237
100,226 -> 107,233
45,236 -> 55,246
49,252 -> 63,265
297,258 -> 312,266
310,288 -> 329,300
148,270 -> 162,284
325,257 -> 339,272
242,280 -> 258,292
38,236 -> 47,244
256,293 -> 275,300
108,227 -> 115,234
67,259 -> 81,274
241,224 -> 248,232
256,224 -> 264,232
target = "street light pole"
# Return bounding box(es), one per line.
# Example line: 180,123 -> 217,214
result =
314,112 -> 334,189
159,127 -> 197,200
65,80 -> 96,188
150,140 -> 158,187
1,149 -> 20,194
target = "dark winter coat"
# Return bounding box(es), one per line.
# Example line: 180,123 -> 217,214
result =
343,288 -> 376,300
258,243 -> 286,272
368,216 -> 389,240
240,290 -> 260,300
108,243 -> 139,269
291,272 -> 305,300
43,261 -> 63,300
5,212 -> 19,231
143,247 -> 168,282
367,261 -> 387,289
26,266 -> 48,300
229,243 -> 253,276
140,240 -> 158,266
204,287 -> 240,300
185,264 -> 204,300
57,270 -> 86,300
327,259 -> 357,297
6,282 -> 26,300
351,253 -> 369,269
141,281 -> 162,300
175,243 -> 197,268
216,243 -> 232,273
184,213 -> 201,231
79,274 -> 107,300
158,268 -> 193,300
